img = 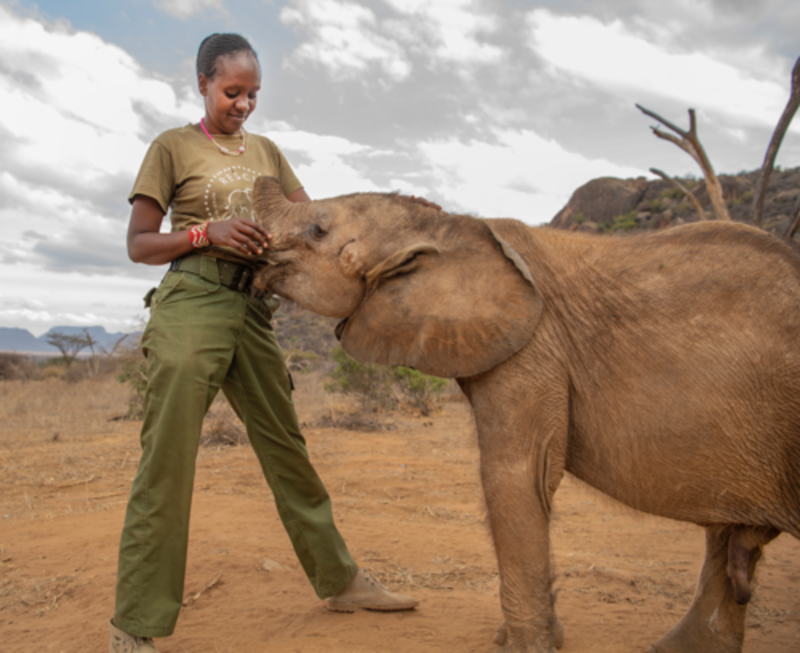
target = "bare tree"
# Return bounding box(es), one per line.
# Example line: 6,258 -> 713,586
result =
82,328 -> 100,377
753,56 -> 800,228
637,104 -> 731,221
650,168 -> 707,221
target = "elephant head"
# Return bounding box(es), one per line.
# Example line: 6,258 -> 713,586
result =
252,176 -> 542,378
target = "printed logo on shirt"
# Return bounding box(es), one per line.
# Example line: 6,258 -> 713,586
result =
204,165 -> 263,221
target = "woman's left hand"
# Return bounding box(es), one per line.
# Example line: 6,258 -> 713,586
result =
207,218 -> 271,256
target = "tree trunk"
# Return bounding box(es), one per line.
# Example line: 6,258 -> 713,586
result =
783,196 -> 800,243
753,57 -> 800,227
650,168 -> 707,221
637,104 -> 731,221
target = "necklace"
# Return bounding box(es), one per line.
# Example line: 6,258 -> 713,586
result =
199,118 -> 246,155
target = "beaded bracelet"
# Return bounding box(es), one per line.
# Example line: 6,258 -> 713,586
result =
189,221 -> 210,248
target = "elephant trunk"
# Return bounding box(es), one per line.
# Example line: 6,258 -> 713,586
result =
253,176 -> 298,246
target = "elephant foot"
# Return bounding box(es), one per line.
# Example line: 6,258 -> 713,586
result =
494,617 -> 564,651
648,614 -> 742,653
496,639 -> 557,653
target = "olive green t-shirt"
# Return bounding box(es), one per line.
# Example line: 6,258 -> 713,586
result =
129,124 -> 302,261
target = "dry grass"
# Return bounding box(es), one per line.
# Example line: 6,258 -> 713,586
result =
0,378 -> 130,445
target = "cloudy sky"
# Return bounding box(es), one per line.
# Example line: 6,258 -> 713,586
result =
1,0 -> 798,336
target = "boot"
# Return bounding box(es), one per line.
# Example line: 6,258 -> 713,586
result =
326,568 -> 419,612
109,619 -> 160,653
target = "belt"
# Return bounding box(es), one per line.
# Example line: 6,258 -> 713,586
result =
169,254 -> 256,294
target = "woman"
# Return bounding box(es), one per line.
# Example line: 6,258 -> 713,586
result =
110,33 -> 418,653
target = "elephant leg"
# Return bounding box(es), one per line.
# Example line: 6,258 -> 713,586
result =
472,403 -> 566,652
495,616 -> 564,650
649,525 -> 778,653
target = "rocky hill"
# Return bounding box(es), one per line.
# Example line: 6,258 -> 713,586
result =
550,166 -> 800,240
0,325 -> 132,355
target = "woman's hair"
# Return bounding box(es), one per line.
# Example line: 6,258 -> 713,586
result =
196,33 -> 259,80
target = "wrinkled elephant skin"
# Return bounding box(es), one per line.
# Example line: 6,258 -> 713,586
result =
251,176 -> 800,653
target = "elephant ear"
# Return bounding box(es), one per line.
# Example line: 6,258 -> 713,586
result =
336,217 -> 542,378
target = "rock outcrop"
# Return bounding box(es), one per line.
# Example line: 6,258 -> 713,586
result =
549,167 -> 800,240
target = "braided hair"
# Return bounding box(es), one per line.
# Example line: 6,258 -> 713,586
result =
196,33 -> 259,80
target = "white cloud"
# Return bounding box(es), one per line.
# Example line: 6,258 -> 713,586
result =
383,0 -> 503,67
280,0 -> 505,83
280,0 -> 411,82
526,9 -> 797,133
0,264 -> 153,337
153,0 -> 226,19
267,125 -> 382,198
418,128 -> 646,223
0,5 -> 200,199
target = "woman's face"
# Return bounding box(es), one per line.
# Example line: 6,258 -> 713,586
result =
199,52 -> 261,134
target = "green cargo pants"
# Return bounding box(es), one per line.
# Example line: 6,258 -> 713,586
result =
114,257 -> 358,638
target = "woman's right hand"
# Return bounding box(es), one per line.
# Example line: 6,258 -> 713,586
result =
207,218 -> 271,257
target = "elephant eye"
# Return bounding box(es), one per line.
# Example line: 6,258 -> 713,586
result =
309,223 -> 327,240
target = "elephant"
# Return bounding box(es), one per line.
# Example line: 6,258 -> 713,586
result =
250,175 -> 800,653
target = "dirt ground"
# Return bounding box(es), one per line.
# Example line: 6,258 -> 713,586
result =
1,376 -> 799,653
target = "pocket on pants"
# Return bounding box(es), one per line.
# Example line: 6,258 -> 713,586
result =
148,272 -> 183,311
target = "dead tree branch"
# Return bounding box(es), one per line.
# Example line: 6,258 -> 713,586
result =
753,56 -> 800,227
637,104 -> 731,221
783,195 -> 800,243
650,168 -> 707,221
82,328 -> 100,377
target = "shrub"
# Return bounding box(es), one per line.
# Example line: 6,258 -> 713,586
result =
117,336 -> 147,420
201,396 -> 248,447
325,346 -> 395,412
392,367 -> 448,416
284,348 -> 324,374
0,353 -> 42,381
325,347 -> 449,416
611,211 -> 638,232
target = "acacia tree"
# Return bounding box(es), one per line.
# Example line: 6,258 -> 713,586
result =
636,104 -> 731,221
46,331 -> 90,367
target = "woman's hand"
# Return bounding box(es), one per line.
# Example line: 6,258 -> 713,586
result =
207,218 -> 271,256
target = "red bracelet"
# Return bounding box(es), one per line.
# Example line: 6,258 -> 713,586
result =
189,221 -> 210,248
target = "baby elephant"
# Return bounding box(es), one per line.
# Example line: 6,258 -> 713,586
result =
251,176 -> 800,653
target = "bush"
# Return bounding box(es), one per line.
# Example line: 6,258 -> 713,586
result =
325,346 -> 448,416
284,348 -> 324,374
611,211 -> 638,232
62,360 -> 91,384
0,353 -> 42,381
325,346 -> 395,412
117,336 -> 147,420
392,367 -> 448,416
201,396 -> 248,447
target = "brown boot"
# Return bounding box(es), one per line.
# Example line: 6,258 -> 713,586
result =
326,569 -> 419,612
109,620 -> 160,653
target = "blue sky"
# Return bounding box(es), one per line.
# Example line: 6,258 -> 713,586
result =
1,0 -> 798,336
